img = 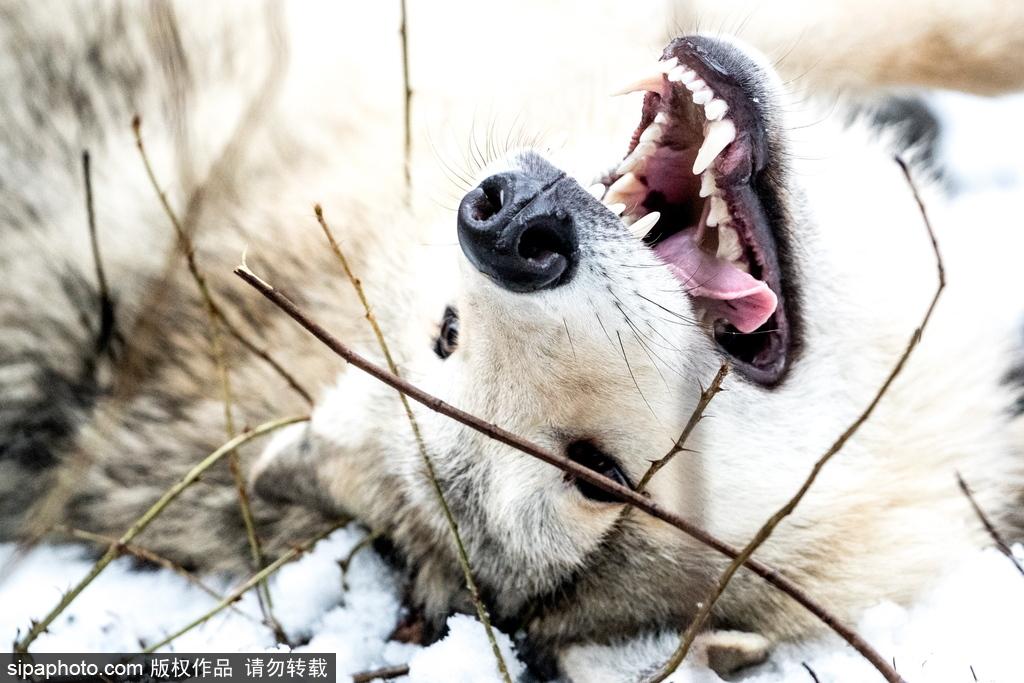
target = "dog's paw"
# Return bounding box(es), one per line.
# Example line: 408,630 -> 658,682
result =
691,630 -> 771,676
559,629 -> 771,682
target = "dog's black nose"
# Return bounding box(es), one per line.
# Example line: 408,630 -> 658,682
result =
457,172 -> 577,293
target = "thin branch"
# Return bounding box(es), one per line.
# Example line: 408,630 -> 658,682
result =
636,363 -> 729,491
339,529 -> 383,593
51,525 -> 254,622
13,415 -> 308,653
399,0 -> 412,200
142,521 -> 345,654
81,150 -> 117,353
134,117 -> 287,640
352,664 -> 411,683
647,156 -> 943,683
233,265 -> 901,683
957,472 -> 1024,578
131,116 -> 312,406
315,206 -> 511,683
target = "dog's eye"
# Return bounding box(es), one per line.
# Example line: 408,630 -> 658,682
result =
565,441 -> 632,504
433,306 -> 459,359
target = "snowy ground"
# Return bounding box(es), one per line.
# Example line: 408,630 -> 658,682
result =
3,92 -> 1024,682
1,528 -> 1023,682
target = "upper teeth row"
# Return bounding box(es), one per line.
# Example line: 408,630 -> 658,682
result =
614,57 -> 730,123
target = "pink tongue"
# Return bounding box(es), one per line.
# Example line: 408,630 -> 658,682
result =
654,230 -> 777,333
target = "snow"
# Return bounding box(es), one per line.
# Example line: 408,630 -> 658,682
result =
2,528 -> 1023,682
2,92 -> 1024,682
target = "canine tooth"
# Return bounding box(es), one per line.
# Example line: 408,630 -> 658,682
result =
605,172 -> 644,205
692,119 -> 736,175
612,74 -> 667,97
699,172 -> 716,198
606,202 -> 626,216
639,123 -> 662,144
706,195 -> 729,228
704,98 -> 728,121
686,79 -> 705,92
653,112 -> 669,125
668,67 -> 697,84
691,88 -> 713,106
587,183 -> 606,200
611,57 -> 678,97
627,211 -> 660,238
617,141 -> 655,175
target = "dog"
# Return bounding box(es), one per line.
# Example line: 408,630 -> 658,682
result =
1,1 -> 1022,679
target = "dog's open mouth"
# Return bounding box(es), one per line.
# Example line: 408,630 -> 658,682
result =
595,39 -> 791,384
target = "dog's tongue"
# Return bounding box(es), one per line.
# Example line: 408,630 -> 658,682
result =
654,230 -> 777,333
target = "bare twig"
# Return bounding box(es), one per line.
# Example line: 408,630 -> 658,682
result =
233,265 -> 901,683
636,363 -> 729,491
315,206 -> 511,683
352,664 -> 411,683
133,116 -> 285,640
51,525 -> 254,622
339,529 -> 383,592
142,521 -> 345,654
13,416 -> 308,653
131,116 -> 312,406
957,472 -> 1024,578
81,150 -> 117,353
646,156 -> 943,682
399,0 -> 412,199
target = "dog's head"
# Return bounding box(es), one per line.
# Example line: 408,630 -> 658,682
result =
259,33 -> 943,646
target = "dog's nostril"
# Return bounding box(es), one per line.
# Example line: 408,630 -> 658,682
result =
472,183 -> 505,222
517,222 -> 566,262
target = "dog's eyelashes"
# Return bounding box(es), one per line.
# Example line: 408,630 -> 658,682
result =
433,305 -> 460,359
565,440 -> 632,504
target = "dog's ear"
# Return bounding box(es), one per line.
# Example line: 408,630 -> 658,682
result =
249,423 -> 345,516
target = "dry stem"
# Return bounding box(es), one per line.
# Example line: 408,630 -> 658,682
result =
957,472 -> 1024,578
399,0 -> 412,199
133,116 -> 285,639
13,415 -> 308,653
52,525 -> 254,622
233,265 -> 900,683
131,116 -> 312,405
646,156 -> 943,682
143,521 -> 345,654
636,363 -> 729,492
352,664 -> 411,682
315,205 -> 511,683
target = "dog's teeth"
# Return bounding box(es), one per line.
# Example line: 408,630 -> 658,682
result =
667,66 -> 697,84
686,79 -> 706,92
691,88 -> 713,106
692,119 -> 736,175
611,57 -> 678,97
704,98 -> 728,121
639,122 -> 662,144
617,141 -> 655,175
699,171 -> 717,198
706,195 -> 729,228
612,74 -> 667,97
716,224 -> 743,262
606,202 -> 626,216
587,183 -> 606,200
605,172 -> 644,205
627,211 -> 660,238
653,112 -> 669,125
